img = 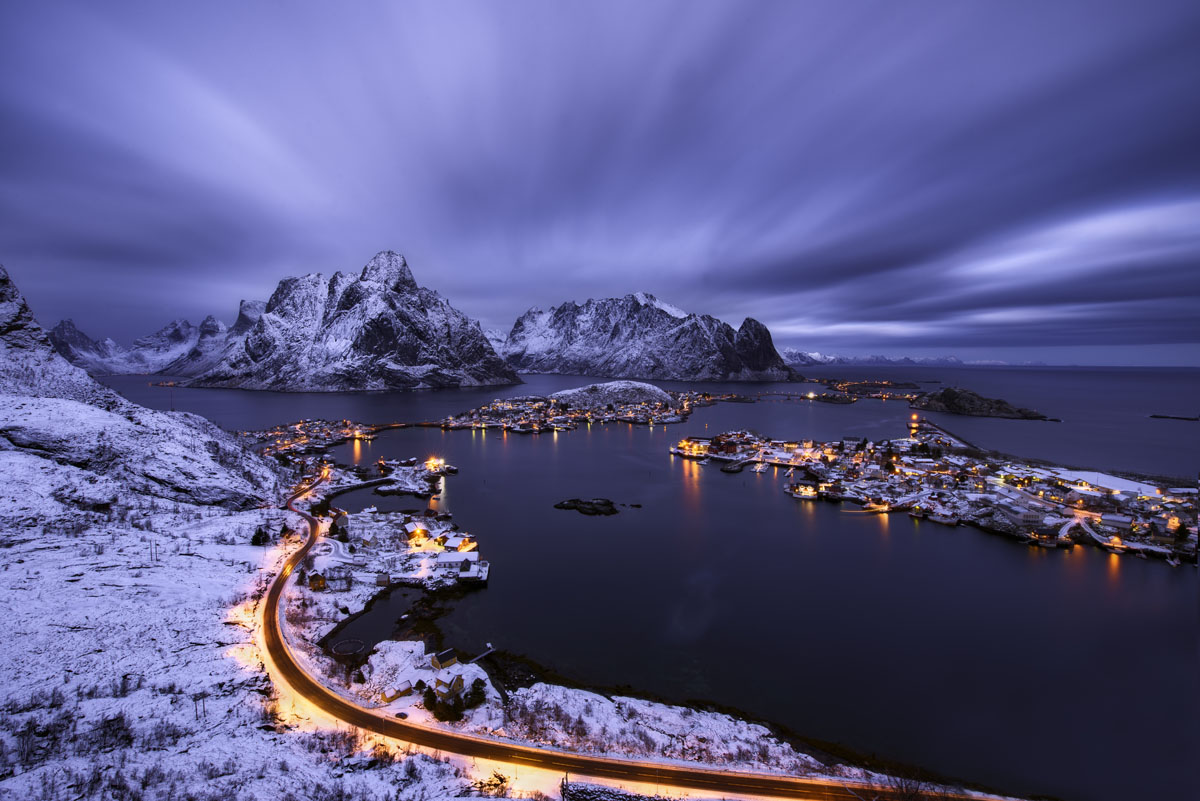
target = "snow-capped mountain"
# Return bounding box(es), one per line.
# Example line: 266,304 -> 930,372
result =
185,251 -> 518,392
496,293 -> 798,381
49,317 -> 194,374
0,264 -> 280,519
160,301 -> 264,377
779,348 -> 967,367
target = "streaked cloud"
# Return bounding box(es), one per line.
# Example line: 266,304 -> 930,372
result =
1,0 -> 1197,364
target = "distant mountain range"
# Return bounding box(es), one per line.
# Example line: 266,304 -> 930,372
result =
48,252 -> 1046,393
492,293 -> 797,382
778,348 -> 1046,368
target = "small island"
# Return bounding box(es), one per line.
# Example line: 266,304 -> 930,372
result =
554,498 -> 620,516
911,387 -> 1052,420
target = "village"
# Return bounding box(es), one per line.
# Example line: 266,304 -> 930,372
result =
241,417 -> 385,458
279,459 -> 496,719
671,416 -> 1198,565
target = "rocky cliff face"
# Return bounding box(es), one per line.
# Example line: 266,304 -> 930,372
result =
497,293 -> 797,382
0,265 -> 280,515
187,251 -> 518,392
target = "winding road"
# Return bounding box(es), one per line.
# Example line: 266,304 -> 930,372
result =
263,477 -> 986,801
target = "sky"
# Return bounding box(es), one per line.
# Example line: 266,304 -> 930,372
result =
1,1 -> 1199,365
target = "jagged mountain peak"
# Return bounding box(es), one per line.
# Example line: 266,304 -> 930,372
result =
198,315 -> 226,337
184,251 -> 517,392
359,250 -> 416,293
1,264 -> 55,356
230,299 -> 266,335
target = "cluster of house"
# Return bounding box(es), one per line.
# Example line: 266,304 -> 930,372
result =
439,393 -> 708,432
380,647 -> 471,705
821,379 -> 922,401
304,506 -> 490,593
672,420 -> 1198,562
243,417 -> 375,457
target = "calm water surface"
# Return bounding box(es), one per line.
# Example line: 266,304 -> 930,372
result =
101,369 -> 1199,801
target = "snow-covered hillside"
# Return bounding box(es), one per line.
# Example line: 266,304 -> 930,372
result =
496,294 -> 797,382
1,268 -> 280,512
549,380 -> 676,408
0,264 -> 476,799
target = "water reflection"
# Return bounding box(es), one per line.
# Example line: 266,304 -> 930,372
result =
678,456 -> 701,510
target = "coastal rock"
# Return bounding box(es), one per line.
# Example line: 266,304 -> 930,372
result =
496,293 -> 798,382
911,387 -> 1049,420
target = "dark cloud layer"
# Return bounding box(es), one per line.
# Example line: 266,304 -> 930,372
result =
1,1 -> 1198,364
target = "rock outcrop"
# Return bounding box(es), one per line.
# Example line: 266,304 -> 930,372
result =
910,387 -> 1049,420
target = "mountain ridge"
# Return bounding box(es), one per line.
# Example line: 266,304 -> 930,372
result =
496,293 -> 798,382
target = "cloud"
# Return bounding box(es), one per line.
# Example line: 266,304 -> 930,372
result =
0,0 -> 1197,362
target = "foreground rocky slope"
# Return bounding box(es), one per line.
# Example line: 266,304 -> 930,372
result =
1,266 -> 282,517
497,293 -> 797,381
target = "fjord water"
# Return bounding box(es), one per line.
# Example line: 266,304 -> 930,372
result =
102,368 -> 1199,801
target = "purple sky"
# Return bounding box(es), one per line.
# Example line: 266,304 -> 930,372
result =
2,1 -> 1199,365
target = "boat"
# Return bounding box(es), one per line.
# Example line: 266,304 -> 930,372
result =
362,505 -> 378,514
1166,556 -> 1181,567
784,467 -> 795,477
862,501 -> 891,513
928,513 -> 960,526
698,457 -> 711,465
908,508 -> 926,519
751,462 -> 769,473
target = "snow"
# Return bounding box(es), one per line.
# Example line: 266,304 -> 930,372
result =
550,380 -> 676,408
1048,469 -> 1161,496
631,292 -> 688,319
501,296 -> 792,381
0,267 -> 475,799
181,251 -> 516,392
